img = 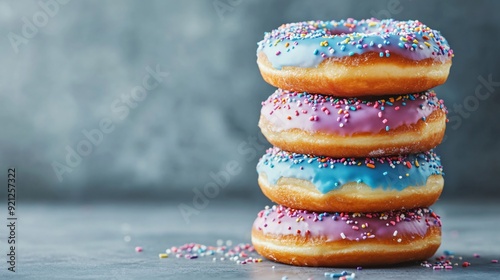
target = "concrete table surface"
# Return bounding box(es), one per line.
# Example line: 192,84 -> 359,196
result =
1,199 -> 499,279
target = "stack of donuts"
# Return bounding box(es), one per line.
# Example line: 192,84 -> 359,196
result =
252,18 -> 453,267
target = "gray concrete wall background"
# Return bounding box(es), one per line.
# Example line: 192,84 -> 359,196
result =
0,0 -> 499,201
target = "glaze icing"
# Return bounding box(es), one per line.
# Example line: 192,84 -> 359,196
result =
257,147 -> 443,194
257,18 -> 453,69
261,89 -> 447,135
253,205 -> 441,242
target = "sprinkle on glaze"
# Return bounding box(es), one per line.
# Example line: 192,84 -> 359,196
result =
254,205 -> 441,242
261,89 -> 447,136
257,147 -> 443,194
257,18 -> 453,69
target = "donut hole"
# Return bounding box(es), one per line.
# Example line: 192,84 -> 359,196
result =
328,30 -> 351,36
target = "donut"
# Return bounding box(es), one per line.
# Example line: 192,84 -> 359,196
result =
257,148 -> 444,213
259,89 -> 447,158
252,205 -> 441,267
257,18 -> 453,96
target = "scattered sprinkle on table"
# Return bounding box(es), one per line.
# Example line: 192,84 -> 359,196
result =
161,241 -> 262,265
324,271 -> 355,278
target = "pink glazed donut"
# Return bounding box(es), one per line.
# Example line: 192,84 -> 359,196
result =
252,205 -> 441,267
259,89 -> 447,157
